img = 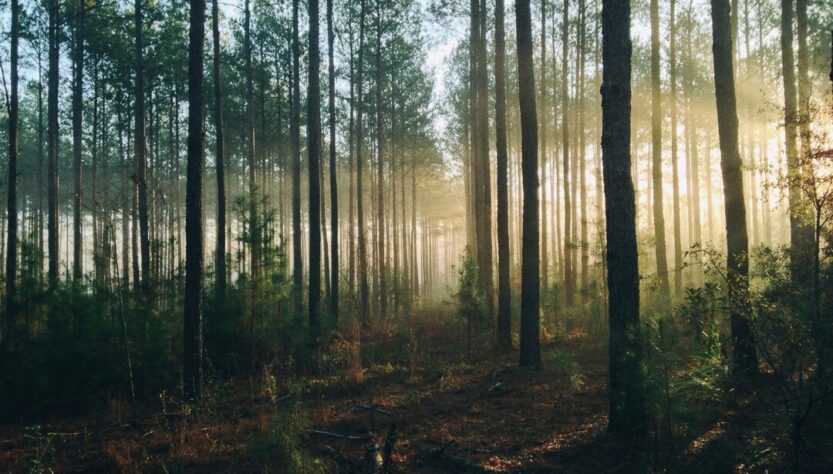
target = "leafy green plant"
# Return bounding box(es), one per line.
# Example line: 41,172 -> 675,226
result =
249,410 -> 327,473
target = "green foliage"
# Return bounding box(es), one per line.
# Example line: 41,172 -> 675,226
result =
454,248 -> 489,357
22,426 -> 56,474
248,409 -> 327,473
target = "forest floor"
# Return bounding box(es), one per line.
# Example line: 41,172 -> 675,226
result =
0,308 -> 814,473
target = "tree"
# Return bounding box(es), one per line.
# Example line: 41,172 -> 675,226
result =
470,0 -> 493,318
516,0 -> 540,368
709,0 -> 758,380
212,0 -> 226,297
651,0 -> 670,299
308,0 -> 322,346
244,0 -> 259,278
561,0 -> 574,306
327,0 -> 339,322
781,0 -> 813,286
47,0 -> 59,287
183,0 -> 206,401
356,0 -> 370,325
495,0 -> 511,349
72,0 -> 86,281
670,0 -> 683,298
136,0 -> 151,293
601,0 -> 646,443
291,0 -> 303,322
5,0 -> 20,338
374,2 -> 386,319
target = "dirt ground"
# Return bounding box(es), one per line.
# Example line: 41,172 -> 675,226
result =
0,312 -> 805,473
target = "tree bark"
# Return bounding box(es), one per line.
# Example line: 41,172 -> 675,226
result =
781,0 -> 813,286
244,0 -> 259,278
184,0 -> 206,401
356,0 -> 370,326
47,0 -> 60,288
135,0 -> 151,294
72,0 -> 85,281
709,0 -> 758,380
671,0 -> 682,298
561,0 -> 574,306
495,0 -> 511,349
5,0 -> 20,339
292,0 -> 303,322
651,0 -> 670,299
308,0 -> 322,347
212,0 -> 226,297
601,0 -> 646,443
516,0 -> 540,368
327,0 -> 339,322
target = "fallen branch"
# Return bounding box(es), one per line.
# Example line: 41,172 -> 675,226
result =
322,445 -> 364,471
307,429 -> 370,441
339,382 -> 392,416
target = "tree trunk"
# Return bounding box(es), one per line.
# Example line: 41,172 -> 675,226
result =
601,0 -> 646,444
212,0 -> 226,298
5,0 -> 20,340
495,0 -> 511,349
516,0 -> 540,368
709,0 -> 758,380
374,8 -> 387,320
308,0 -> 322,347
135,0 -> 151,294
356,0 -> 370,325
327,0 -> 339,322
183,0 -> 206,401
670,0 -> 682,298
47,0 -> 60,288
72,0 -> 85,281
781,0 -> 813,285
540,0 -> 549,292
561,0 -> 574,306
651,0 -> 670,299
291,0 -> 304,322
244,0 -> 259,278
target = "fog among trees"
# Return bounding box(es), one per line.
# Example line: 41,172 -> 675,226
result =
0,0 -> 832,470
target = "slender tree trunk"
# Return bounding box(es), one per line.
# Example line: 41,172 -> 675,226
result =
47,0 -> 60,288
578,0 -> 588,301
651,0 -> 670,299
183,0 -> 206,401
477,0 -> 493,319
540,0 -> 549,292
356,0 -> 370,325
291,0 -> 303,322
670,0 -> 682,298
561,0 -> 574,306
5,0 -> 20,340
244,0 -> 259,278
710,0 -> 758,380
135,0 -> 151,294
781,0 -> 813,285
516,0 -> 540,368
602,0 -> 646,444
327,0 -> 339,322
212,0 -> 226,298
307,0 -> 322,347
495,0 -> 511,349
72,0 -> 85,281
374,8 -> 387,319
